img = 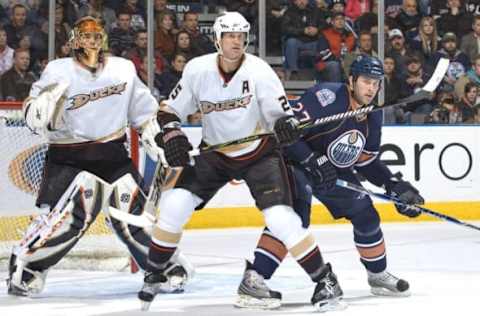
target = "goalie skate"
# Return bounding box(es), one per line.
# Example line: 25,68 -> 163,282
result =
368,270 -> 410,297
234,261 -> 281,309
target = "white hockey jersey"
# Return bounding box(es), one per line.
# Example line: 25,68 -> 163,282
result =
29,57 -> 158,144
163,53 -> 292,157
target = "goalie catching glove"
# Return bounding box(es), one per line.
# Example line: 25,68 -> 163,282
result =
23,82 -> 69,133
386,172 -> 424,218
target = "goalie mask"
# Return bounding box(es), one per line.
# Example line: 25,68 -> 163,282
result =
212,11 -> 250,58
70,16 -> 105,71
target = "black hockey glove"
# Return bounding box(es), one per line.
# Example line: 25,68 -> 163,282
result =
155,111 -> 193,167
273,115 -> 302,146
386,173 -> 424,218
301,153 -> 337,191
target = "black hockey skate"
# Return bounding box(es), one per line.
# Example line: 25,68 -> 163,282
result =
234,261 -> 282,309
138,262 -> 188,311
311,263 -> 347,312
367,270 -> 410,297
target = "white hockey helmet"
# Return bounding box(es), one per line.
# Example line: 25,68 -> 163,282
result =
213,11 -> 250,54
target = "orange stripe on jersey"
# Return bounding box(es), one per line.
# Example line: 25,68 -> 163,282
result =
356,240 -> 386,260
257,234 -> 288,260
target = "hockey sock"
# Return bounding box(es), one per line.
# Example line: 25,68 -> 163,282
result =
351,208 -> 386,273
289,234 -> 325,282
252,227 -> 288,279
147,226 -> 182,271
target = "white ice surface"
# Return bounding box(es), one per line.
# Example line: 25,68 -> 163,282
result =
1,222 -> 479,316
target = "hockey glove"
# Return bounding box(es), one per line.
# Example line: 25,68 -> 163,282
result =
386,173 -> 424,218
301,153 -> 337,191
155,112 -> 193,167
273,115 -> 302,146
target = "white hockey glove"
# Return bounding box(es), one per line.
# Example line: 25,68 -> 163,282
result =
141,116 -> 167,164
23,82 -> 69,132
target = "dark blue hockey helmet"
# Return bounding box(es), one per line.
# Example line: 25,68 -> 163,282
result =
350,55 -> 384,80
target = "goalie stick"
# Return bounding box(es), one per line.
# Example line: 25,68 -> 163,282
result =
336,179 -> 480,232
189,58 -> 450,156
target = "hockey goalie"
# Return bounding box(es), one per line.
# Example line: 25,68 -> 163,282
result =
7,16 -> 193,296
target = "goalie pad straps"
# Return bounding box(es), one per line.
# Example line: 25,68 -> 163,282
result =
12,171 -> 109,278
108,174 -> 152,270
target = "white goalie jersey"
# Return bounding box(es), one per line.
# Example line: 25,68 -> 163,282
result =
163,53 -> 292,157
28,56 -> 158,144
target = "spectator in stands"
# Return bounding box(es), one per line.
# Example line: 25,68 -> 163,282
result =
187,110 -> 202,126
55,41 -> 71,58
345,0 -> 371,22
108,11 -> 136,57
0,28 -> 14,76
432,32 -> 470,92
78,0 -> 116,33
355,0 -> 379,33
455,54 -> 480,102
266,0 -> 288,55
53,5 -> 71,51
383,55 -> 405,123
437,0 -> 472,38
157,52 -> 187,100
282,0 -> 328,80
425,92 -> 462,123
155,12 -> 176,60
465,0 -> 480,16
322,12 -> 355,79
457,82 -> 479,122
409,15 -> 440,72
17,34 -> 34,68
30,51 -> 48,80
400,54 -> 434,121
4,4 -> 36,49
125,29 -> 165,75
394,0 -> 422,38
0,48 -> 34,101
226,0 -> 258,26
181,11 -> 215,56
154,0 -> 178,28
343,31 -> 377,76
39,0 -> 78,26
174,30 -> 196,60
387,28 -> 411,77
460,15 -> 480,64
136,55 -> 161,101
385,0 -> 403,18
117,0 -> 146,31
474,104 -> 480,123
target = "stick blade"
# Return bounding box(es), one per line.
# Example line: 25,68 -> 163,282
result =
422,58 -> 449,93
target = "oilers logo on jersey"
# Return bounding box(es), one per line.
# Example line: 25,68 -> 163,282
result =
327,130 -> 366,168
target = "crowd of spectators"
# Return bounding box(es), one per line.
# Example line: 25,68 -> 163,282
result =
0,0 -> 478,125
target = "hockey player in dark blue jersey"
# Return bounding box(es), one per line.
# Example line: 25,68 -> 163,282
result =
235,55 -> 425,309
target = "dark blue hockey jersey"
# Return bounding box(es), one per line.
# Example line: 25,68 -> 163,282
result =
286,82 -> 393,187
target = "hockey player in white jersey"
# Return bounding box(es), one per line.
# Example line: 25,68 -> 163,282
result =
139,11 -> 345,312
7,16 -> 192,296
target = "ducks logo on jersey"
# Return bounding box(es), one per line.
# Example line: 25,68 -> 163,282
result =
327,130 -> 366,168
200,95 -> 252,114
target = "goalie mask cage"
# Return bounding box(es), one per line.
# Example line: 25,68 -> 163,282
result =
0,102 -> 140,271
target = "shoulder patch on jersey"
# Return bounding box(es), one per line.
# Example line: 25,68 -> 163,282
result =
327,130 -> 367,168
315,89 -> 336,107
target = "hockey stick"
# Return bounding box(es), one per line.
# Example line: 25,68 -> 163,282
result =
189,58 -> 449,156
336,179 -> 480,232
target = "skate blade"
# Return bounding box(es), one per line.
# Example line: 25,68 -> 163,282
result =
314,297 -> 348,313
234,294 -> 281,310
370,287 -> 411,297
140,301 -> 151,311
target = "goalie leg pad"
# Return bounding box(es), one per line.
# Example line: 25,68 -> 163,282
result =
8,171 -> 109,295
108,173 -> 152,270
